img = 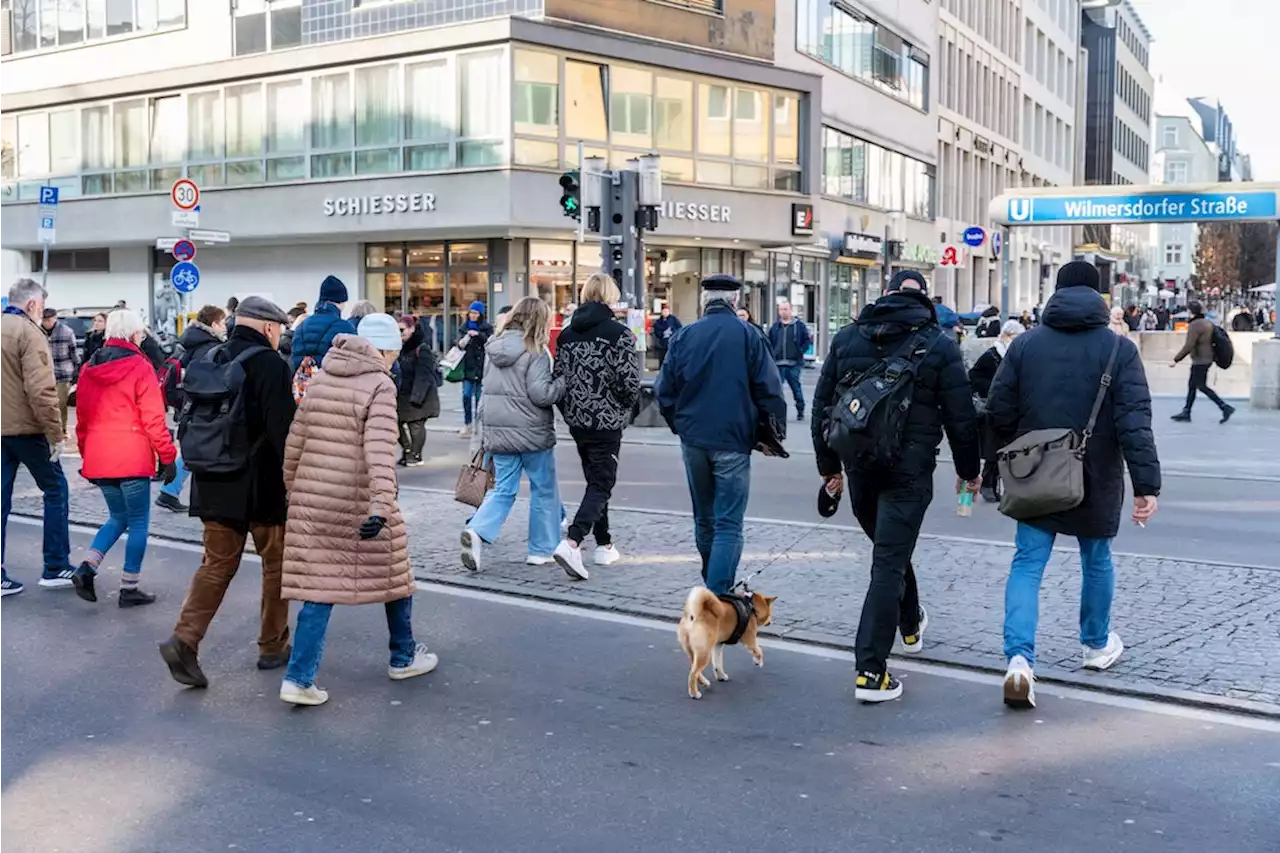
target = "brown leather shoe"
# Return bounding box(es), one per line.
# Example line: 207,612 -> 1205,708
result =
159,635 -> 208,688
256,644 -> 292,671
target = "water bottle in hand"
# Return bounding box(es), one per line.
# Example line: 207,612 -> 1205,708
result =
957,485 -> 974,517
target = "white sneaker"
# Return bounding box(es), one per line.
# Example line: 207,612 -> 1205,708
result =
38,569 -> 76,589
458,425 -> 472,437
460,529 -> 483,572
280,680 -> 329,706
1082,632 -> 1124,671
389,643 -> 439,680
525,555 -> 552,566
553,539 -> 589,581
593,545 -> 620,566
900,604 -> 928,654
1003,655 -> 1036,709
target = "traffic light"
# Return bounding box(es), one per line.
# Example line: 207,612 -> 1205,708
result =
558,171 -> 581,221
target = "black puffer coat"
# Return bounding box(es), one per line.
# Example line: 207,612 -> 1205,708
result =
811,289 -> 981,480
986,285 -> 1161,539
397,325 -> 441,422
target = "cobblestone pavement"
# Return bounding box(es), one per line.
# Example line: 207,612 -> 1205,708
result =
14,481 -> 1278,714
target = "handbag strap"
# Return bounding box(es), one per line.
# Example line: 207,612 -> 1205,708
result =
1080,334 -> 1123,453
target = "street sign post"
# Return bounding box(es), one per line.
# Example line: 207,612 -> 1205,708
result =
171,178 -> 200,211
990,183 -> 1280,226
172,239 -> 197,262
36,186 -> 59,287
187,229 -> 231,244
172,209 -> 199,228
171,261 -> 200,294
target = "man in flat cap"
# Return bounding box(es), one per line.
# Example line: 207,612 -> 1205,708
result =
656,275 -> 786,605
161,295 -> 298,689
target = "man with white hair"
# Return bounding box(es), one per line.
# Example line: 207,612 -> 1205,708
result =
656,274 -> 786,602
1,279 -> 74,596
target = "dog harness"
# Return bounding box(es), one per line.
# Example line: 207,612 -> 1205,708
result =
718,593 -> 755,646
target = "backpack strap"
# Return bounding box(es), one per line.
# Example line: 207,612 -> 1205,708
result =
1080,334 -> 1123,454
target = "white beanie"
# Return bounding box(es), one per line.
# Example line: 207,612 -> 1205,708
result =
357,312 -> 401,351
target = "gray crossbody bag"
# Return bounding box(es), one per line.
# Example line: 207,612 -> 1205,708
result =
996,335 -> 1122,521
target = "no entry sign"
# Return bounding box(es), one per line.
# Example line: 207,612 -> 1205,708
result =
172,239 -> 196,262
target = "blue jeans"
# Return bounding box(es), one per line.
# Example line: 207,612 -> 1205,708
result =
1004,522 -> 1115,667
1,434 -> 71,576
159,455 -> 190,498
466,448 -> 561,557
777,364 -> 804,415
90,478 -> 152,576
681,444 -> 751,596
462,380 -> 481,425
285,597 -> 416,688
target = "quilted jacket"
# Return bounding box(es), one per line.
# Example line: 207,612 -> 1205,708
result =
281,334 -> 413,605
478,329 -> 564,454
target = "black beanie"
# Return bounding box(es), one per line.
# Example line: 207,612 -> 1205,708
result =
319,274 -> 349,304
1055,261 -> 1100,292
888,270 -> 928,293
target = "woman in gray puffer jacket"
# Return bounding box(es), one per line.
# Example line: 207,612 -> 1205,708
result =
461,297 -> 566,572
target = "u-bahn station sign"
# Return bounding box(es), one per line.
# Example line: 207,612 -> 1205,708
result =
990,182 -> 1280,226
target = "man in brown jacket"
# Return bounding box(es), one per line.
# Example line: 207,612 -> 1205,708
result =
2,279 -> 74,596
1170,300 -> 1234,423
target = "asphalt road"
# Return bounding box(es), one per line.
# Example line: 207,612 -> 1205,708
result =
2,525 -> 1277,853
398,434 -> 1280,568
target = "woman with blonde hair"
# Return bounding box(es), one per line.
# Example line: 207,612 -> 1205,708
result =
460,297 -> 565,571
550,273 -> 640,580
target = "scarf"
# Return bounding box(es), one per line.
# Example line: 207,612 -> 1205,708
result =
3,305 -> 29,317
995,338 -> 1010,357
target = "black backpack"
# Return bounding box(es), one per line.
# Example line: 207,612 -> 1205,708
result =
824,326 -> 940,469
177,344 -> 270,475
1210,324 -> 1234,369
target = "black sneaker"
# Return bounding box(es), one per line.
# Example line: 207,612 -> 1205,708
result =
155,492 -> 188,513
1220,405 -> 1235,424
118,587 -> 156,608
159,635 -> 209,688
796,410 -> 805,422
2,576 -> 24,597
980,485 -> 999,504
855,670 -> 903,703
71,562 -> 98,603
257,644 -> 292,671
1170,411 -> 1191,422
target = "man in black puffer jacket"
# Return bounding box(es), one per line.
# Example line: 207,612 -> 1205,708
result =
551,273 -> 641,580
987,261 -> 1160,710
812,271 -> 981,704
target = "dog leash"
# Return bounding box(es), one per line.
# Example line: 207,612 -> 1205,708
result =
731,515 -> 834,595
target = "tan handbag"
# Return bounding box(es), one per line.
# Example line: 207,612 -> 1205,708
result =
454,451 -> 495,508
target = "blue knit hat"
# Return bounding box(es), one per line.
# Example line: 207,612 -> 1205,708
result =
319,275 -> 349,304
468,301 -> 486,315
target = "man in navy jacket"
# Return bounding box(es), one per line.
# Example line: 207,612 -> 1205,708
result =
987,261 -> 1160,710
289,275 -> 356,372
767,301 -> 812,421
656,275 -> 785,597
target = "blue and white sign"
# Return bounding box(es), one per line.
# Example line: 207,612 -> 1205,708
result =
992,185 -> 1280,226
37,185 -> 59,244
38,186 -> 60,206
990,232 -> 1003,259
962,226 -> 987,247
171,261 -> 201,293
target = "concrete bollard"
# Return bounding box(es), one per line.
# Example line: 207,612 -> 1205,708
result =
1250,338 -> 1280,409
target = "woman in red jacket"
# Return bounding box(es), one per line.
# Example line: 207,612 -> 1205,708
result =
70,309 -> 178,607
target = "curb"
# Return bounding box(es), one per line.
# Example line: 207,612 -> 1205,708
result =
21,509 -> 1277,720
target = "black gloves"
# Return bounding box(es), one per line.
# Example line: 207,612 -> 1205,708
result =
359,516 -> 387,540
159,460 -> 178,485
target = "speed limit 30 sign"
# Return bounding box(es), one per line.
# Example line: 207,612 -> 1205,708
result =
171,178 -> 200,211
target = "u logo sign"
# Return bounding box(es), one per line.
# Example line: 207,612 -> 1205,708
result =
1009,198 -> 1032,222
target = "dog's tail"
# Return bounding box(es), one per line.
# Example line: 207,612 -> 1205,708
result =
683,587 -> 719,623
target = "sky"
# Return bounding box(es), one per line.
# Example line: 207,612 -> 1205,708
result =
1129,0 -> 1280,180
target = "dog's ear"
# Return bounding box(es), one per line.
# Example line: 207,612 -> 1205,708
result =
764,595 -> 777,603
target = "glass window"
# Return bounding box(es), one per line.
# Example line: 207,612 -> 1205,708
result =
733,87 -> 768,161
405,145 -> 451,171
234,11 -> 266,55
698,82 -> 731,157
158,0 -> 184,28
865,142 -> 884,207
312,72 -> 352,150
565,60 -> 607,142
654,77 -> 693,152
112,100 -> 146,169
514,138 -> 559,168
696,160 -> 732,186
773,94 -> 799,165
271,2 -> 302,49
58,0 -> 85,44
610,66 -> 652,149
87,0 -> 105,39
17,113 -> 49,177
264,80 -> 304,156
514,50 -> 559,137
459,51 -> 505,142
356,65 -> 400,147
188,163 -> 223,187
450,243 -> 488,265
15,0 -> 38,50
529,241 -> 574,313
733,164 -> 769,189
227,160 -> 262,185
188,91 -> 222,160
659,156 -> 694,182
1,117 -> 16,181
149,96 -> 183,165
366,245 -> 405,268
105,0 -> 133,35
39,0 -> 57,47
406,60 -> 453,142
407,243 -> 445,266
355,149 -> 398,175
312,153 -> 352,178
81,106 -> 110,170
226,84 -> 264,157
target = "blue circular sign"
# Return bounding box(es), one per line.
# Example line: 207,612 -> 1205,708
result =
990,232 -> 1003,258
171,261 -> 200,293
962,226 -> 987,247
